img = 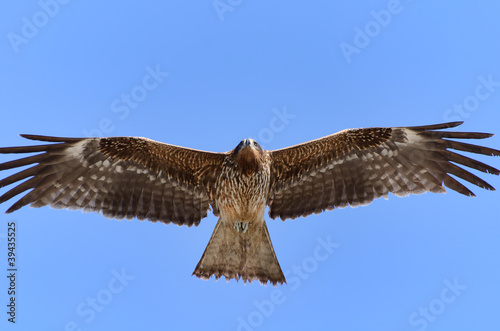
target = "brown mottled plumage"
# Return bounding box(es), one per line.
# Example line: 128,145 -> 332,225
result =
0,121 -> 499,285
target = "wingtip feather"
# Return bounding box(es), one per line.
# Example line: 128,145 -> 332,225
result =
19,134 -> 83,143
406,121 -> 465,131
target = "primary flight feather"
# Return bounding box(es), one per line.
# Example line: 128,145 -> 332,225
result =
0,121 -> 499,285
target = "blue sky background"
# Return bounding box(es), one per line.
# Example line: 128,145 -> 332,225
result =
1,1 -> 500,330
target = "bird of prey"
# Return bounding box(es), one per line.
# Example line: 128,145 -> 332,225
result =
0,121 -> 499,286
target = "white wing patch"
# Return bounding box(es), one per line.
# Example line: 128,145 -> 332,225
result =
64,140 -> 88,159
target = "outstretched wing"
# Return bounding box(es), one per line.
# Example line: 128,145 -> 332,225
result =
268,122 -> 500,221
0,135 -> 226,226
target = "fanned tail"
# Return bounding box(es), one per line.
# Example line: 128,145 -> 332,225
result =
192,218 -> 286,286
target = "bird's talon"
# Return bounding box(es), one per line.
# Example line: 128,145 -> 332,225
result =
234,221 -> 250,233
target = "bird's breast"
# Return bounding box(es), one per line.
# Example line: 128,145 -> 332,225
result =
215,158 -> 271,222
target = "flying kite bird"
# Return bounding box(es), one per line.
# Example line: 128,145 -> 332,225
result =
0,121 -> 499,285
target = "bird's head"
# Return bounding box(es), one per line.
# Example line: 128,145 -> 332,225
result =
234,138 -> 262,154
232,139 -> 264,172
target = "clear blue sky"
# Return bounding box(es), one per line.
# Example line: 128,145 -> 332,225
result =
1,1 -> 500,330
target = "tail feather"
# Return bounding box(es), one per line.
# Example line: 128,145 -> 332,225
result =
192,218 -> 286,286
